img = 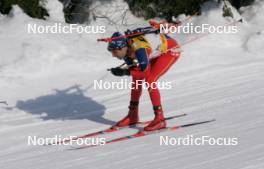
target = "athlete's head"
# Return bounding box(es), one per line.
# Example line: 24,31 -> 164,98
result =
107,32 -> 128,60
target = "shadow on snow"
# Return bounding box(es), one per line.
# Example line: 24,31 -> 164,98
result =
15,84 -> 115,125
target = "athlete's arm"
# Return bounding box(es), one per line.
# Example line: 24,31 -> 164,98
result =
135,48 -> 150,71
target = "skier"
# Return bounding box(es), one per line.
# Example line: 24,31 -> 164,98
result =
108,31 -> 181,131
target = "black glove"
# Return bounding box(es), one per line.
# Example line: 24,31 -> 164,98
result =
110,67 -> 130,76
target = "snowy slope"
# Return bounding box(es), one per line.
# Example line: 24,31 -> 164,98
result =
0,0 -> 264,169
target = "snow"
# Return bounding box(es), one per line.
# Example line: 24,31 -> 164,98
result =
0,0 -> 264,169
44,0 -> 65,22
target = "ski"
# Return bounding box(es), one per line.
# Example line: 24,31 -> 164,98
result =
71,118 -> 215,150
47,113 -> 187,145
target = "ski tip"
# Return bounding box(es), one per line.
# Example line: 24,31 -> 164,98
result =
177,113 -> 187,116
67,145 -> 97,151
67,145 -> 84,151
181,118 -> 216,128
202,118 -> 216,123
166,113 -> 187,120
175,113 -> 187,118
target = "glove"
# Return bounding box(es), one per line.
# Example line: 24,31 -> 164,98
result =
110,67 -> 130,76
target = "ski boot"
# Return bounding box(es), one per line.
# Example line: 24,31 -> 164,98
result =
115,101 -> 139,127
144,105 -> 166,131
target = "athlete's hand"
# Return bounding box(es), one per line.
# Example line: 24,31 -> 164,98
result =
110,67 -> 130,76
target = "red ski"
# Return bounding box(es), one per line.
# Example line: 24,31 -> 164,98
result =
47,113 -> 186,145
71,118 -> 216,150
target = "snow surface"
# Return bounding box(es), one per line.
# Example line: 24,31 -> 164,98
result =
0,0 -> 263,169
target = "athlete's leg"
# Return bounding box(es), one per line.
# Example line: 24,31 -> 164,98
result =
144,51 -> 180,131
115,75 -> 144,127
146,52 -> 180,107
130,76 -> 143,102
